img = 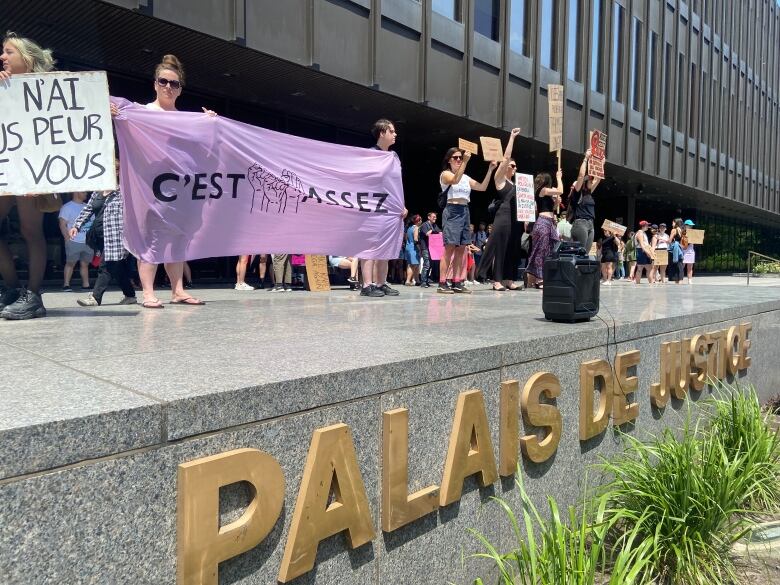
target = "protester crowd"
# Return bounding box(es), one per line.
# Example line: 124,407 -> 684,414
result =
0,32 -> 698,321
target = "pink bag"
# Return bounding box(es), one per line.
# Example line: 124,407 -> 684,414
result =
290,254 -> 306,266
428,233 -> 444,261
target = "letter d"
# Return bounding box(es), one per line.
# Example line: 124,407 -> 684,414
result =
177,448 -> 285,585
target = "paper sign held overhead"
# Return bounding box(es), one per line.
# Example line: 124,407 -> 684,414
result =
588,130 -> 607,180
458,138 -> 479,155
479,137 -> 503,162
601,219 -> 626,236
547,84 -> 564,153
0,71 -> 117,195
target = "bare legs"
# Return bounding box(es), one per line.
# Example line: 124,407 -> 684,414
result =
138,261 -> 198,304
0,198 -> 46,294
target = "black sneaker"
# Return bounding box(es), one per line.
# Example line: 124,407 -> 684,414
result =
0,289 -> 46,320
452,282 -> 472,294
0,286 -> 21,311
360,284 -> 385,297
437,282 -> 454,294
421,282 -> 431,288
379,283 -> 399,296
62,284 -> 73,292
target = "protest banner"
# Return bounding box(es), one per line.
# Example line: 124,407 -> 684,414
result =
588,130 -> 607,179
548,84 -> 564,154
112,98 -> 405,263
515,173 -> 536,222
305,255 -> 331,292
479,137 -> 503,162
686,229 -> 705,244
428,233 -> 444,261
0,71 -> 116,195
601,219 -> 626,236
458,138 -> 478,155
654,250 -> 669,265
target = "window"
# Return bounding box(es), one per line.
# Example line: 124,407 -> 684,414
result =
541,0 -> 558,70
590,0 -> 605,92
689,63 -> 698,137
611,3 -> 625,102
662,42 -> 672,126
676,53 -> 686,132
509,0 -> 530,56
475,0 -> 500,41
630,17 -> 642,111
567,0 -> 582,81
433,0 -> 462,22
647,32 -> 658,118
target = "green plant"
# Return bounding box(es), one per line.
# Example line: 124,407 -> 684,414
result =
598,421 -> 754,584
468,472 -> 653,585
752,260 -> 780,274
706,383 -> 780,511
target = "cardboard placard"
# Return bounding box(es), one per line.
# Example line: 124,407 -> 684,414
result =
685,229 -> 705,244
601,219 -> 626,236
588,130 -> 607,179
479,136 -> 504,162
304,255 -> 331,292
654,250 -> 669,265
548,84 -> 564,153
428,232 -> 444,261
515,173 -> 536,222
589,243 -> 598,257
0,71 -> 117,195
458,138 -> 479,155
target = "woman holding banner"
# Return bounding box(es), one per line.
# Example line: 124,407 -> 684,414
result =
525,170 -> 563,289
0,32 -> 55,320
477,128 -> 524,291
570,149 -> 602,255
438,148 -> 496,294
110,54 -> 215,308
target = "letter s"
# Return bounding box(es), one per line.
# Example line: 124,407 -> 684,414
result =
153,173 -> 179,202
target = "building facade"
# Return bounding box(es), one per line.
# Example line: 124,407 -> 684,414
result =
4,0 -> 780,274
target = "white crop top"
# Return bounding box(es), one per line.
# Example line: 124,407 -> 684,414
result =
440,173 -> 472,203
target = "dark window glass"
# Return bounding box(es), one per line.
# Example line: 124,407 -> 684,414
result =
611,3 -> 625,102
475,0 -> 500,41
509,0 -> 530,56
630,17 -> 642,111
567,0 -> 582,81
647,32 -> 658,118
676,53 -> 686,132
663,42 -> 672,126
590,0 -> 605,92
433,0 -> 462,22
541,0 -> 558,70
689,63 -> 698,136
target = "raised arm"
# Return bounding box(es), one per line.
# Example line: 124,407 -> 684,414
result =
470,161 -> 498,192
494,128 -> 521,188
441,151 -> 472,186
541,169 -> 564,197
573,150 -> 590,192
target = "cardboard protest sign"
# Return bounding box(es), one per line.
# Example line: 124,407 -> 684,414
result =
601,219 -> 626,236
458,138 -> 479,155
589,242 -> 598,257
654,250 -> 669,265
0,71 -> 116,195
588,130 -> 607,179
548,84 -> 564,153
479,137 -> 503,162
305,255 -> 331,291
686,229 -> 705,244
515,173 -> 536,222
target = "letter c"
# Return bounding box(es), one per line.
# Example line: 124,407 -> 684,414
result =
152,173 -> 179,202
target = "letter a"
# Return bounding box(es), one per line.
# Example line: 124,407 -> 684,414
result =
278,423 -> 375,583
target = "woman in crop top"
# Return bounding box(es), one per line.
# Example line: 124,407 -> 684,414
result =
570,149 -> 602,255
437,148 -> 496,294
524,170 -> 563,288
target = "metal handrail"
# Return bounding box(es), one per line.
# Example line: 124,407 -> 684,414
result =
747,251 -> 780,286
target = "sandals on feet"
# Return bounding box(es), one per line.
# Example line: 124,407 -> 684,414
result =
142,299 -> 164,309
170,297 -> 205,305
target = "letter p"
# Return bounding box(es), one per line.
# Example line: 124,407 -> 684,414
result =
177,448 -> 285,585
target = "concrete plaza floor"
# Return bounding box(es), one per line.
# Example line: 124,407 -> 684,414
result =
2,274 -> 779,480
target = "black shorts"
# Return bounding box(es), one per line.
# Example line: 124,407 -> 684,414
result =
442,203 -> 471,246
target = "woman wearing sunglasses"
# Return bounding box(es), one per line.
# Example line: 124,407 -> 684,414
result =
111,54 -> 215,308
437,148 -> 496,294
477,128 -> 524,291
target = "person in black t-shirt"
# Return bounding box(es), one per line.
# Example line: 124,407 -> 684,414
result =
418,211 -> 441,287
570,149 -> 602,254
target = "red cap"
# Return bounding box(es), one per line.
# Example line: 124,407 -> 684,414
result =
639,220 -> 649,226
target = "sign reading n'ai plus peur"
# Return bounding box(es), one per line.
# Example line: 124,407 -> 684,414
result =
176,323 -> 753,585
0,71 -> 116,195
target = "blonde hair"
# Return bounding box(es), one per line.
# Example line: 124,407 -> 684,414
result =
3,31 -> 55,73
154,54 -> 185,86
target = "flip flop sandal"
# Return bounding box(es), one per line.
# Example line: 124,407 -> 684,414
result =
142,300 -> 164,309
170,297 -> 206,305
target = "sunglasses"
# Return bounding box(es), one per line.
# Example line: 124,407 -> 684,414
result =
450,155 -> 463,161
156,77 -> 182,89
508,164 -> 517,169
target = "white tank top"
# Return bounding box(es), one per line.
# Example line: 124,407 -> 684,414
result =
655,233 -> 670,249
440,174 -> 472,203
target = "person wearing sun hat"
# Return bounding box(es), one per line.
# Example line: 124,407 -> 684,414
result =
634,220 -> 655,284
682,219 -> 696,284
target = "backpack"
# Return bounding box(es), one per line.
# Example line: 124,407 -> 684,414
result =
85,193 -> 114,252
437,184 -> 451,209
680,228 -> 689,248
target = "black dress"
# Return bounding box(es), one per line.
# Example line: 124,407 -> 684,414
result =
478,180 -> 523,281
